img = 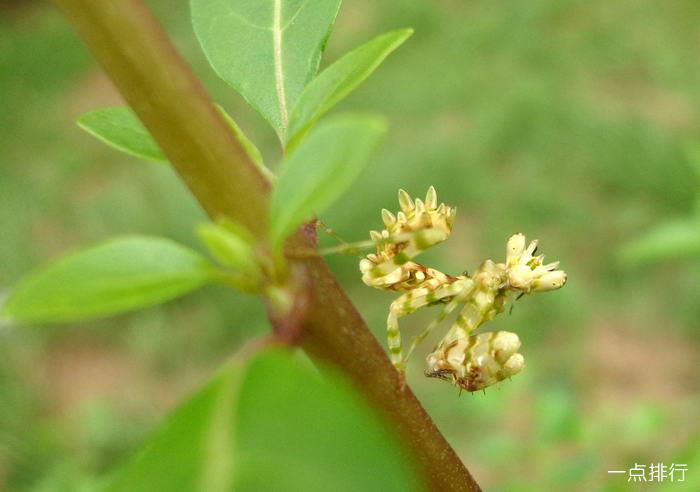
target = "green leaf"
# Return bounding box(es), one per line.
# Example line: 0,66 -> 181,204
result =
78,106 -> 267,178
618,218 -> 700,266
197,220 -> 261,292
216,105 -> 274,181
288,29 -> 412,146
77,107 -> 166,162
269,115 -> 386,247
233,349 -> 421,492
2,236 -> 217,324
106,361 -> 243,492
197,220 -> 257,272
106,349 -> 420,492
191,0 -> 342,138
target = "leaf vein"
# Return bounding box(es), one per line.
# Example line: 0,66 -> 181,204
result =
273,0 -> 289,133
220,3 -> 271,31
281,0 -> 312,31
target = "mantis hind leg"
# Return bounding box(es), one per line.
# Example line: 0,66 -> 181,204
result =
386,281 -> 467,373
405,290 -> 468,363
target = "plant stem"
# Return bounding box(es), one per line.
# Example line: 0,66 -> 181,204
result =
51,0 -> 270,239
50,1 -> 481,490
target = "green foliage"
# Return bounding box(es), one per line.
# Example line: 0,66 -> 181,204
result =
77,107 -> 166,162
78,105 -> 268,179
288,29 -> 412,147
269,115 -> 386,247
235,350 -> 420,491
6,0 -> 700,490
215,105 -> 271,180
190,0 -> 411,249
107,349 -> 420,492
618,219 -> 700,266
1,237 -> 217,324
197,220 -> 256,272
197,220 -> 261,292
191,0 -> 342,138
106,359 -> 241,492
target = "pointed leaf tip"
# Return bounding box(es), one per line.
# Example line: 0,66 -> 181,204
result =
3,236 -> 216,324
77,107 -> 166,162
288,28 -> 413,145
270,115 -> 387,247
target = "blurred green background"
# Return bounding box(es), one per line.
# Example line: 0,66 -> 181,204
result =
1,0 -> 699,490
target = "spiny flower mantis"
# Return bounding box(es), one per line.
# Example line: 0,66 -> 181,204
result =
358,187 -> 567,392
